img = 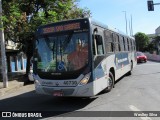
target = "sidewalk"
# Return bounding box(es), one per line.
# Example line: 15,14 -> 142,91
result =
0,72 -> 28,96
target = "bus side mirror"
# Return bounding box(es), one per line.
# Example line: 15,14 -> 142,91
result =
95,35 -> 103,45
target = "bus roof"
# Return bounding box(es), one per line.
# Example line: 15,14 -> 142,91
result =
90,18 -> 134,39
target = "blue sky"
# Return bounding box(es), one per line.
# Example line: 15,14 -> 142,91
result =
78,0 -> 160,35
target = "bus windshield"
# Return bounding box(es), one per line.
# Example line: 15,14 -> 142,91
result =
36,32 -> 89,73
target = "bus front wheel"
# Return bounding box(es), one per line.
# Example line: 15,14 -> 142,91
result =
104,72 -> 114,92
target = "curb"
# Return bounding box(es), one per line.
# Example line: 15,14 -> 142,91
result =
0,81 -> 24,96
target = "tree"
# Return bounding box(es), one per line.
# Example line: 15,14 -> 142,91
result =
135,32 -> 149,51
147,42 -> 156,53
2,0 -> 91,79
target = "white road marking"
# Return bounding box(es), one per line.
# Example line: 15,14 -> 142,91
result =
129,105 -> 152,120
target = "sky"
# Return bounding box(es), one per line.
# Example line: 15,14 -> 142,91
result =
78,0 -> 160,35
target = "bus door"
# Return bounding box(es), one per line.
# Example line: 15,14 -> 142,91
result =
92,27 -> 108,93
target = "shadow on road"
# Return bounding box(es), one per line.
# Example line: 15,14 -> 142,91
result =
132,71 -> 160,76
0,90 -> 97,118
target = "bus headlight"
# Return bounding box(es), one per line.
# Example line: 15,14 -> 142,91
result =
78,73 -> 91,86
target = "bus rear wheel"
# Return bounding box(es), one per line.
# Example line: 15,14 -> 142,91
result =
104,72 -> 114,92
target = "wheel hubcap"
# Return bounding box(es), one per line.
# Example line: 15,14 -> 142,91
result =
108,77 -> 113,87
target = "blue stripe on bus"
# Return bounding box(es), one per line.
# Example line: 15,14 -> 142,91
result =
94,64 -> 105,80
115,52 -> 129,70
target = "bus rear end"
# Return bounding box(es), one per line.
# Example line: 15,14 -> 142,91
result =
33,18 -> 94,97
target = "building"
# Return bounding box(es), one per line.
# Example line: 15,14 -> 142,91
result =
5,40 -> 26,72
147,26 -> 160,55
156,26 -> 160,35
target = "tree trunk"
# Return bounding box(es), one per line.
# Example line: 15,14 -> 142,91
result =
25,38 -> 33,81
26,53 -> 32,76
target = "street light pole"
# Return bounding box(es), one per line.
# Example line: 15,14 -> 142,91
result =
122,11 -> 128,35
129,14 -> 133,36
131,14 -> 133,36
0,0 -> 8,88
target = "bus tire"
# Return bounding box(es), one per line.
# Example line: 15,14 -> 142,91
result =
104,72 -> 114,92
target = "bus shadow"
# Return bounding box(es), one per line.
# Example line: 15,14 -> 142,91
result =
0,90 -> 97,118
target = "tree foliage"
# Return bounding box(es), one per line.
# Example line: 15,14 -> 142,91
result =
134,32 -> 149,52
2,0 -> 91,76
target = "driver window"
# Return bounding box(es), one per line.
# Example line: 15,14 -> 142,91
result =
93,35 -> 104,55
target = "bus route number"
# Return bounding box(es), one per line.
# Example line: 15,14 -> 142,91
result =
63,81 -> 78,86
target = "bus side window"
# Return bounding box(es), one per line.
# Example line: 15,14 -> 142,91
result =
127,38 -> 130,51
130,39 -> 133,51
118,36 -> 121,51
129,39 -> 132,51
114,34 -> 120,52
92,34 -> 104,55
124,37 -> 128,51
104,30 -> 114,53
119,36 -> 124,51
95,35 -> 104,55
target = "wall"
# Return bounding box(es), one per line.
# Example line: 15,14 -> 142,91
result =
144,52 -> 160,62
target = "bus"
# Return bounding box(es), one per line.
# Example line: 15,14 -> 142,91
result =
33,18 -> 136,97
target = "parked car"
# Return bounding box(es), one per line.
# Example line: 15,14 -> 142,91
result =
137,52 -> 147,63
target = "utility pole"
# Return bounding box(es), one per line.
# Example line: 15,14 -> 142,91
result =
129,14 -> 134,36
0,0 -> 8,88
131,14 -> 133,36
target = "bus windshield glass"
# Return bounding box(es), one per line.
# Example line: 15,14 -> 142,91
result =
36,32 -> 89,73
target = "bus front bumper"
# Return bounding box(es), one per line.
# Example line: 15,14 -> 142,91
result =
35,81 -> 94,97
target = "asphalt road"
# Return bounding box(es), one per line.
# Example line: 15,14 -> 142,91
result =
0,61 -> 160,120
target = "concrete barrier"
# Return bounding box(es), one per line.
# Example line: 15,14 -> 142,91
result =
144,53 -> 160,62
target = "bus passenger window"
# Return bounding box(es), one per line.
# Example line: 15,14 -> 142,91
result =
97,45 -> 104,55
127,39 -> 130,51
114,34 -> 121,52
104,30 -> 114,53
124,38 -> 128,51
123,37 -> 128,51
119,36 -> 124,51
96,35 -> 104,55
130,39 -> 133,51
93,34 -> 104,55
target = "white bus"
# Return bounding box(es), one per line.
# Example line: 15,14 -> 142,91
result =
33,18 -> 136,97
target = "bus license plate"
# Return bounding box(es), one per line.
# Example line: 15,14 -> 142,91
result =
53,91 -> 63,96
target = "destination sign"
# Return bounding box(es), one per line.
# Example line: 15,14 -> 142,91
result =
42,22 -> 80,34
